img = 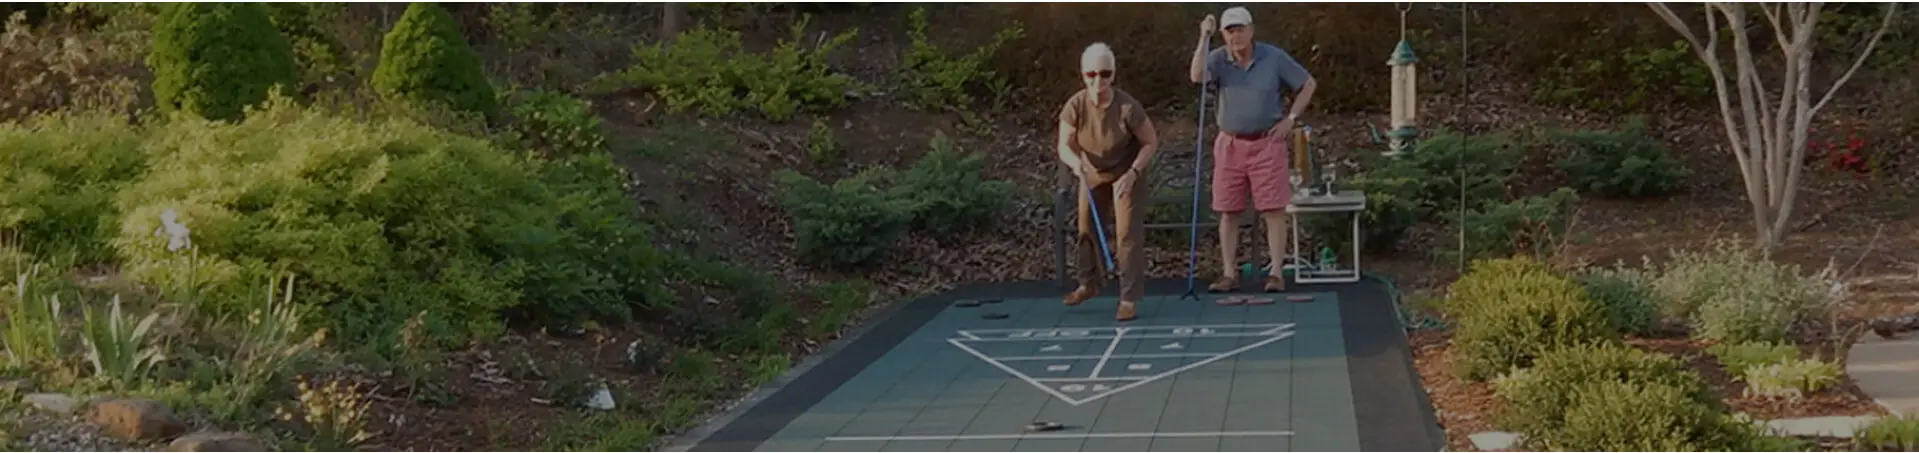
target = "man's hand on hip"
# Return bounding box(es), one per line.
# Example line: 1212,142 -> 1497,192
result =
1269,117 -> 1296,143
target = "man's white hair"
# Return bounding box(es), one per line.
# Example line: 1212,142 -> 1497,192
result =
1080,42 -> 1116,71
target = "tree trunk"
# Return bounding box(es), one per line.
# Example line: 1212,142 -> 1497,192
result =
661,3 -> 685,40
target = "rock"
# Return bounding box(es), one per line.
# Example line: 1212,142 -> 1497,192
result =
87,398 -> 188,441
23,392 -> 78,415
167,432 -> 265,452
1468,431 -> 1522,451
584,385 -> 616,410
0,378 -> 33,393
1761,415 -> 1881,438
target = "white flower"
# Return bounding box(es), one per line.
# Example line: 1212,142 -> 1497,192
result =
153,208 -> 193,252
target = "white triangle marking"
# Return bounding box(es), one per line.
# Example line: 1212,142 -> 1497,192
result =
948,323 -> 1296,406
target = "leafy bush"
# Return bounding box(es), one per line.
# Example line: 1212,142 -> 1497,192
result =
896,7 -> 1023,111
1656,242 -> 1830,343
1,11 -> 145,120
1444,257 -> 1616,380
774,168 -> 914,267
1492,342 -> 1712,438
1444,187 -> 1580,262
504,88 -> 607,158
1550,379 -> 1744,451
1740,357 -> 1841,400
606,18 -> 860,121
1439,256 -> 1565,319
1550,117 -> 1689,198
1531,37 -> 1713,114
1369,130 -> 1519,212
0,112 -> 147,263
1299,169 -> 1424,254
1706,341 -> 1801,374
112,98 -> 666,348
888,131 -> 1015,235
1854,413 -> 1919,451
1575,262 -> 1664,336
149,2 -> 298,122
372,3 -> 499,118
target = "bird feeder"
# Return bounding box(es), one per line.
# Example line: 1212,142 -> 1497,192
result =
1384,39 -> 1418,157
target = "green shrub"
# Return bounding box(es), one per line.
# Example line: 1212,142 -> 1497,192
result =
1550,117 -> 1689,198
504,88 -> 607,158
1370,130 -> 1519,212
1492,342 -> 1712,438
0,112 -> 147,263
1575,262 -> 1664,336
1548,379 -> 1741,451
1531,38 -> 1713,114
1854,413 -> 1919,451
1741,357 -> 1842,400
1706,341 -> 1801,373
775,168 -> 914,267
1439,256 -> 1566,319
112,99 -> 665,348
606,18 -> 860,121
1443,187 -> 1580,263
889,131 -> 1015,235
1656,242 -> 1829,343
148,2 -> 299,121
1445,257 -> 1616,380
1299,169 -> 1425,254
372,3 -> 499,118
896,7 -> 1023,112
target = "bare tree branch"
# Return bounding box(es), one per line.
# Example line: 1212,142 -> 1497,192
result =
1811,2 -> 1899,115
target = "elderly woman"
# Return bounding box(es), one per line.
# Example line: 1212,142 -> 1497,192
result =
1056,42 -> 1161,321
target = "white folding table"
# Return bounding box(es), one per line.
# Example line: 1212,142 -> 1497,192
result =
1285,190 -> 1367,284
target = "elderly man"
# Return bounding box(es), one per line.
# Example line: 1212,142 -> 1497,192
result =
1189,6 -> 1317,293
1058,42 -> 1161,321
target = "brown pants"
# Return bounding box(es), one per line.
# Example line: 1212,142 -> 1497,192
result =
1077,173 -> 1148,302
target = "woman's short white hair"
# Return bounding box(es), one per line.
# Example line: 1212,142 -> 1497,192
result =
1080,42 -> 1116,71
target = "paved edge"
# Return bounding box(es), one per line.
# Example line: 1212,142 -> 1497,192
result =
670,277 -> 1446,452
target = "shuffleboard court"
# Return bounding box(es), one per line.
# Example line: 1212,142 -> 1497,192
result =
669,278 -> 1443,452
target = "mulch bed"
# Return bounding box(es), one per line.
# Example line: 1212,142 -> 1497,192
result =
1411,328 -> 1889,452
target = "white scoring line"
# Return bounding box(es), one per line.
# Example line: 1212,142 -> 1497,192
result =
993,352 -> 1224,361
824,431 -> 1296,442
953,331 -> 1291,342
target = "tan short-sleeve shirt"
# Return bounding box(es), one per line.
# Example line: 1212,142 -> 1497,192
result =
1059,88 -> 1149,174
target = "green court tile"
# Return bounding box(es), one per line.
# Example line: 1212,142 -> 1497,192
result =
753,439 -> 825,452
943,439 -> 1019,452
879,440 -> 954,451
815,439 -> 884,452
1149,438 -> 1222,452
1217,436 -> 1290,452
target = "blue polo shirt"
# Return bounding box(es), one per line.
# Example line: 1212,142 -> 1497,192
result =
1203,42 -> 1313,136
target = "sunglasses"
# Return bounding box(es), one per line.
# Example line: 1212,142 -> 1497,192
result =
1083,69 -> 1115,79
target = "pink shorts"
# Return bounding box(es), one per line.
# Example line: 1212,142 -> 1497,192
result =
1211,131 -> 1292,213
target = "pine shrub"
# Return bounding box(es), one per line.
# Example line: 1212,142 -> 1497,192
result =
148,2 -> 299,121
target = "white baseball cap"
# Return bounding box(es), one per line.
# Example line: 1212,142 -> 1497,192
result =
1221,7 -> 1253,28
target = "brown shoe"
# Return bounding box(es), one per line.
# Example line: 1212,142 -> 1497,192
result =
1207,276 -> 1239,293
1115,301 -> 1138,322
1063,285 -> 1098,306
1263,275 -> 1287,292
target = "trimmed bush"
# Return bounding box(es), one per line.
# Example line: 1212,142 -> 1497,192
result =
1550,117 -> 1689,198
888,131 -> 1015,235
148,2 -> 299,121
1299,169 -> 1425,254
112,98 -> 666,348
1655,242 -> 1830,343
1439,257 -> 1568,319
0,112 -> 147,264
774,168 -> 915,267
372,3 -> 498,118
1549,379 -> 1741,451
1445,257 -> 1616,380
1369,130 -> 1520,213
1492,342 -> 1712,438
1575,263 -> 1664,336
